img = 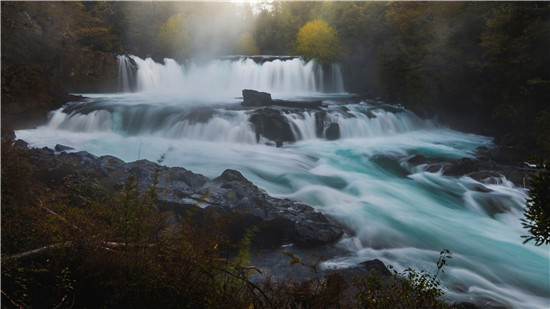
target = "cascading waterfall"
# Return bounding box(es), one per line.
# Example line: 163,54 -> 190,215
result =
16,55 -> 550,309
117,55 -> 135,92
41,100 -> 432,143
117,55 -> 346,97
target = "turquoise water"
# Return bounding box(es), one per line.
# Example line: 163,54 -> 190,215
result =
15,56 -> 550,308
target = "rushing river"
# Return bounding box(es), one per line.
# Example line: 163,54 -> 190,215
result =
16,56 -> 549,308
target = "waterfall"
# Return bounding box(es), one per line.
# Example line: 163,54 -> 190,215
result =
117,55 -> 346,97
43,100 -> 431,144
117,55 -> 135,92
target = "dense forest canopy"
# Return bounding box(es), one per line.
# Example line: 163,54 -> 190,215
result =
2,1 -> 549,158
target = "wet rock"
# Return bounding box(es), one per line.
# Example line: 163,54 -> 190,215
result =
242,89 -> 272,107
443,158 -> 479,176
14,139 -> 29,149
55,144 -> 74,152
325,123 -> 341,140
468,171 -> 503,183
358,259 -> 392,277
182,108 -> 216,124
492,146 -> 524,167
272,99 -> 323,109
407,154 -> 426,165
204,169 -> 344,248
465,182 -> 493,193
315,111 -> 327,138
249,108 -> 295,143
454,302 -> 480,309
23,145 -> 343,249
480,196 -> 513,217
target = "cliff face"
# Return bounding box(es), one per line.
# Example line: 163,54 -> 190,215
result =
1,2 -> 119,130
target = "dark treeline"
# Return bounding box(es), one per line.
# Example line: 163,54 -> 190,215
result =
2,1 -> 549,158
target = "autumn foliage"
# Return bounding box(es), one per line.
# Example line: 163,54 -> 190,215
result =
295,19 -> 342,64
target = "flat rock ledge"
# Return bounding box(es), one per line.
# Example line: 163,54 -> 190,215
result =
18,141 -> 344,249
242,89 -> 323,108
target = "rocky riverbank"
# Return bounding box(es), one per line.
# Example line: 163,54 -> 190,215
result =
11,139 -> 345,250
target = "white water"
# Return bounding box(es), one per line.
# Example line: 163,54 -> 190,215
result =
125,55 -> 345,99
16,56 -> 549,308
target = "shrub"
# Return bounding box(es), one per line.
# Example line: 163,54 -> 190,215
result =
522,171 -> 550,246
295,19 -> 343,64
354,250 -> 453,309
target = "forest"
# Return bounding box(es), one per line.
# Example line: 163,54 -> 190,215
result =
2,1 -> 549,308
3,1 -> 549,158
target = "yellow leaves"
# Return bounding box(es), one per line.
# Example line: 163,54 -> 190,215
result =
295,19 -> 342,64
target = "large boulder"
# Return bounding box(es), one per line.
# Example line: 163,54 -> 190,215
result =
443,157 -> 479,176
325,123 -> 341,140
22,143 -> 343,249
203,169 -> 344,248
241,89 -> 323,109
358,259 -> 392,277
242,89 -> 272,107
249,108 -> 295,143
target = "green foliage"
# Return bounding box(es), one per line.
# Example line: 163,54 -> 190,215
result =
522,171 -> 550,246
295,19 -> 343,64
355,250 -> 453,309
480,2 -> 550,132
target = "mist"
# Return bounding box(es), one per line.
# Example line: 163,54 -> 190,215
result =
118,2 -> 257,60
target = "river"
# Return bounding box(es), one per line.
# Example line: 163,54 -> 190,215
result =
16,55 -> 549,308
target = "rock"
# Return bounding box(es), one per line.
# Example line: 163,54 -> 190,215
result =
443,158 -> 479,177
14,139 -> 28,149
249,108 -> 295,143
315,111 -> 327,138
492,146 -> 524,167
242,89 -> 272,107
358,259 -> 392,277
204,169 -> 344,248
468,171 -> 503,183
325,123 -> 341,140
454,302 -> 480,309
464,182 -> 493,193
23,145 -> 343,249
407,154 -> 426,165
272,99 -> 323,108
242,89 -> 323,109
55,144 -> 74,152
480,196 -> 513,217
181,108 -> 216,124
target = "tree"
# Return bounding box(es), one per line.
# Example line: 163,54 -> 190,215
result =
156,13 -> 191,59
294,19 -> 342,64
522,171 -> 550,246
234,32 -> 259,55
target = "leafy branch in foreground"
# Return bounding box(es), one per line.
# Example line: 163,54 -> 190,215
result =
355,249 -> 453,309
522,171 -> 550,246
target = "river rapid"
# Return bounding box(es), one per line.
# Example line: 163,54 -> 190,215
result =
16,56 -> 549,308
